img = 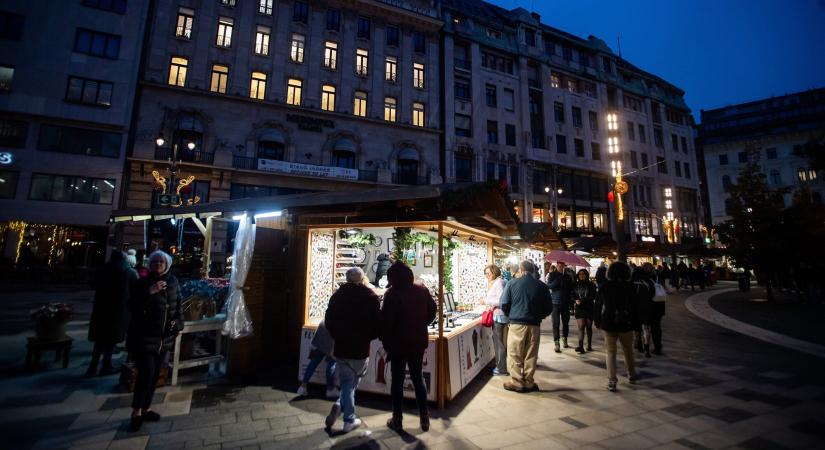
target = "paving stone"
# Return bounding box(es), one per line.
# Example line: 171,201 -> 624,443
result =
704,406 -> 756,424
724,388 -> 799,407
101,394 -> 166,411
674,438 -> 713,450
662,402 -> 715,418
559,416 -> 588,429
107,435 -> 150,450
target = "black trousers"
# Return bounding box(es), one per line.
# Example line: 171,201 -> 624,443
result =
88,341 -> 116,372
551,304 -> 570,341
650,313 -> 664,351
132,350 -> 167,410
389,352 -> 428,419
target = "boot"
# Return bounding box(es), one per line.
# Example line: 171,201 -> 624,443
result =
554,341 -> 561,353
644,344 -> 651,358
575,346 -> 584,354
562,337 -> 569,348
635,336 -> 643,353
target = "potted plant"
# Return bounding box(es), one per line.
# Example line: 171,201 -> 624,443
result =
30,303 -> 74,341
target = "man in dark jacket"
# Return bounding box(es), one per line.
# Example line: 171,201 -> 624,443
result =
546,262 -> 574,352
324,267 -> 381,433
500,260 -> 552,392
382,262 -> 436,432
594,261 -> 639,392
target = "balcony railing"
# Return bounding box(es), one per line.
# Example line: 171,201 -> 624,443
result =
393,173 -> 430,185
232,155 -> 257,170
155,147 -> 214,165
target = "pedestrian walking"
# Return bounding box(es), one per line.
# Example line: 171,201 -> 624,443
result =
500,260 -> 552,393
632,265 -> 655,358
126,250 -> 183,432
572,269 -> 597,353
594,261 -> 639,392
482,264 -> 508,376
546,262 -> 574,352
677,261 -> 689,290
595,265 -> 608,289
86,249 -> 138,377
382,262 -> 437,432
296,320 -> 339,399
324,267 -> 381,433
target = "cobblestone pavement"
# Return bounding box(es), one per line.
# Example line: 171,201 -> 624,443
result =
1,282 -> 824,449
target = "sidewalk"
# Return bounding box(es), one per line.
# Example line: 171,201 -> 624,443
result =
0,285 -> 824,449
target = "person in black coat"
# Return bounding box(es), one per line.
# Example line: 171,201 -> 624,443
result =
632,265 -> 655,358
85,250 -> 138,377
126,250 -> 183,432
571,269 -> 597,353
594,261 -> 639,392
546,262 -> 574,352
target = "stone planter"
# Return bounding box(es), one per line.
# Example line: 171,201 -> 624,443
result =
35,320 -> 67,342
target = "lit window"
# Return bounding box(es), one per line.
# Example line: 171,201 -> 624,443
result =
175,7 -> 194,39
810,170 -> 818,181
168,57 -> 188,86
286,78 -> 302,106
258,0 -> 273,15
664,188 -> 672,197
356,49 -> 369,76
412,102 -> 425,127
210,64 -> 228,94
324,41 -> 338,69
219,0 -> 236,5
607,136 -> 620,154
290,33 -> 305,63
0,65 -> 13,91
665,199 -> 673,209
550,73 -> 560,88
798,168 -> 807,182
353,91 -> 367,117
384,97 -> 397,122
321,84 -> 336,111
216,17 -> 233,47
385,56 -> 397,82
413,62 -> 424,89
606,113 -> 618,130
250,71 -> 266,100
255,26 -> 270,56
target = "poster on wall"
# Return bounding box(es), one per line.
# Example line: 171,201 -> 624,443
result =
299,327 -> 437,401
447,322 -> 494,396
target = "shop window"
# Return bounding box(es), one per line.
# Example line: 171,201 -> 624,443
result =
576,212 -> 591,230
557,210 -> 572,230
592,213 -> 606,232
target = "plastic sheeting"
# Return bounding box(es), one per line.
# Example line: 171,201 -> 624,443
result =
222,214 -> 256,338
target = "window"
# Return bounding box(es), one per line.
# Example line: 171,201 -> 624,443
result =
413,32 -> 426,53
38,125 -> 121,158
487,121 -> 498,144
286,78 -> 302,105
257,138 -> 284,160
386,26 -> 399,46
259,0 -> 274,15
0,119 -> 28,148
627,121 -> 635,140
653,126 -> 664,148
219,0 -> 236,5
641,152 -> 649,170
685,163 -> 691,179
486,28 -> 501,39
543,37 -> 555,55
412,102 -> 425,127
290,33 -> 305,63
293,1 -> 308,23
485,84 -> 497,107
510,166 -> 520,192
326,9 -> 340,31
66,76 -> 113,107
630,151 -> 638,169
413,63 -> 425,89
556,135 -> 567,154
0,65 -> 12,91
657,156 -> 667,173
0,170 -> 17,199
809,170 -> 817,181
674,160 -> 682,177
29,174 -> 116,204
554,102 -> 564,123
502,89 -> 515,111
324,41 -> 338,69
168,57 -> 188,86
766,147 -> 777,159
572,107 -> 582,128
175,7 -> 194,39
563,47 -> 572,61
584,82 -> 597,98
317,84 -> 336,111
82,0 -> 127,14
798,168 -> 807,182
455,155 -> 472,181
505,124 -> 516,146
586,111 -> 598,132
357,17 -> 371,39
574,139 -> 584,157
719,154 -> 728,165
681,136 -> 688,154
332,151 -> 355,169
591,142 -> 601,160
230,184 -> 312,199
216,17 -> 233,47
480,51 -> 513,74
384,97 -> 397,122
671,134 -> 678,152
74,29 -> 121,59
638,123 -> 646,143
255,26 -> 270,55
623,94 -> 643,112
722,175 -> 732,190
524,28 -> 535,46
550,72 -> 560,88
353,91 -> 367,117
385,56 -> 397,82
455,114 -> 471,137
738,151 -> 747,163
249,72 -> 266,100
454,80 -> 470,100
566,78 -> 578,94
356,49 -> 369,76
602,56 -> 611,72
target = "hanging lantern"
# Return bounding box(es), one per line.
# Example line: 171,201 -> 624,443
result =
607,191 -> 614,203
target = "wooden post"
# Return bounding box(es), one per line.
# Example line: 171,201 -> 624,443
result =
437,223 -> 445,409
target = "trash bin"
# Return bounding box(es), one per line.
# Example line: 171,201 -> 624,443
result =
738,275 -> 750,292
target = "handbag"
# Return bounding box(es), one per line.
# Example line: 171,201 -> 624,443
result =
481,309 -> 494,327
653,282 -> 668,302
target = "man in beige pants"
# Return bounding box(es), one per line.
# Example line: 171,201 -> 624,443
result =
500,261 -> 553,392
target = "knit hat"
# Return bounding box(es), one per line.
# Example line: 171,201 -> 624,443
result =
125,249 -> 137,268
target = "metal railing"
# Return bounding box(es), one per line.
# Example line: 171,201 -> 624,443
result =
154,147 -> 214,164
232,155 -> 257,170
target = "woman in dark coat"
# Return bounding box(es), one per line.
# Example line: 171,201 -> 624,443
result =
86,250 -> 138,377
571,269 -> 597,353
632,265 -> 655,358
594,261 -> 639,392
381,262 -> 437,432
126,250 -> 183,432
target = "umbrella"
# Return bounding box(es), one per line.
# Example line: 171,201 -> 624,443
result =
545,250 -> 591,267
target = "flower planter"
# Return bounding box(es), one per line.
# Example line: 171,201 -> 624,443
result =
35,320 -> 68,342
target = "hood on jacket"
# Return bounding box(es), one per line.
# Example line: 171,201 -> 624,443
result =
386,261 -> 414,288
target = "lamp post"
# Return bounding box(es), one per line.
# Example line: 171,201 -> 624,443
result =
153,134 -> 199,208
607,111 -> 627,261
544,184 -> 564,231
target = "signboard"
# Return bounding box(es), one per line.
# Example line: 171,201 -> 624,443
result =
258,158 -> 358,180
0,152 -> 12,165
448,322 -> 494,396
286,114 -> 334,132
158,194 -> 180,206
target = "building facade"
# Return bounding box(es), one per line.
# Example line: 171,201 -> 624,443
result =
698,88 -> 825,226
439,1 -> 702,245
0,0 -> 148,270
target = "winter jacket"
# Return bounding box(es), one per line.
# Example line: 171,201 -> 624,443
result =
546,271 -> 574,305
633,276 -> 655,326
373,253 -> 392,285
381,262 -> 436,355
325,283 -> 381,359
571,279 -> 597,319
88,254 -> 138,343
594,279 -> 637,333
500,275 -> 552,326
311,320 -> 334,356
126,272 -> 183,354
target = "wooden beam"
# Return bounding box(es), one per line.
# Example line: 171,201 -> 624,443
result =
480,214 -> 508,230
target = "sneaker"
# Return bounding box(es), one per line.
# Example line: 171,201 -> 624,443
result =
342,418 -> 362,433
607,380 -> 617,392
325,387 -> 340,399
387,417 -> 403,432
554,341 -> 561,353
296,385 -> 308,397
325,403 -> 341,429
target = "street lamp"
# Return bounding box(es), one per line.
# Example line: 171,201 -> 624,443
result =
152,132 -> 200,208
607,111 -> 627,261
544,184 -> 564,231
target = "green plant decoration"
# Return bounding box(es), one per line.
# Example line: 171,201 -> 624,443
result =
441,236 -> 462,294
347,232 -> 376,248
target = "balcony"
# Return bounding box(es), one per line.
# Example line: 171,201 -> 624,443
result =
155,147 -> 214,165
232,155 -> 257,170
393,173 -> 430,185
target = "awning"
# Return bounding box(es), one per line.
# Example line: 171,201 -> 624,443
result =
398,147 -> 419,161
258,129 -> 285,144
334,138 -> 357,152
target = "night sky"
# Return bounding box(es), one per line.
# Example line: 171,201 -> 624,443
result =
491,0 -> 825,121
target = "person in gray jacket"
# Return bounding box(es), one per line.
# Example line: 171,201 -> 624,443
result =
296,320 -> 338,398
500,260 -> 553,393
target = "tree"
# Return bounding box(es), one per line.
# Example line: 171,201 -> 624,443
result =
796,135 -> 825,171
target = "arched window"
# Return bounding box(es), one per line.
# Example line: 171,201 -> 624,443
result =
769,170 -> 781,185
332,138 -> 356,169
396,147 -> 419,184
257,129 -> 285,161
172,116 -> 205,162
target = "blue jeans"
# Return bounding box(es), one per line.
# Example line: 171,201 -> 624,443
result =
336,358 -> 367,423
302,350 -> 337,388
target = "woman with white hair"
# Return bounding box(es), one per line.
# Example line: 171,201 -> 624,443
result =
126,250 -> 183,432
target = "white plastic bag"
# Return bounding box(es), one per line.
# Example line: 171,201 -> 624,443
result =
222,214 -> 256,338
